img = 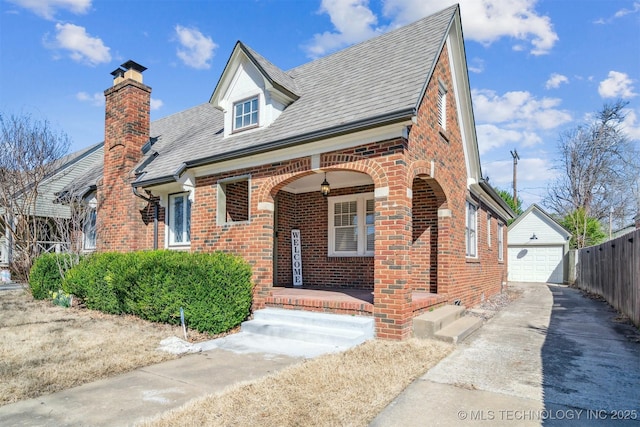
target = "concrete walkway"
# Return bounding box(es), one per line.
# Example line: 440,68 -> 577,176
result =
371,282 -> 640,426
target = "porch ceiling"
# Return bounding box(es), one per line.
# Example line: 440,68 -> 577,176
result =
282,171 -> 372,194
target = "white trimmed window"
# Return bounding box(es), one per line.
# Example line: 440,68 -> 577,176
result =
498,223 -> 504,261
169,192 -> 191,246
487,213 -> 492,247
437,82 -> 447,130
465,201 -> 477,258
233,96 -> 258,131
328,193 -> 374,257
83,208 -> 97,251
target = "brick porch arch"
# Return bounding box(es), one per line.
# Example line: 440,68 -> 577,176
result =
410,161 -> 452,300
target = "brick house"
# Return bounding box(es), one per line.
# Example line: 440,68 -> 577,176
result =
81,4 -> 514,340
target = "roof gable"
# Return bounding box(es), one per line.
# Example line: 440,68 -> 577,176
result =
210,41 -> 299,111
508,204 -> 571,245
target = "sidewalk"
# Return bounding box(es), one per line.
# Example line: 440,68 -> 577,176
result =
371,282 -> 640,426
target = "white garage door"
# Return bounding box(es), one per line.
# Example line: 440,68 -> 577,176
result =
508,245 -> 564,283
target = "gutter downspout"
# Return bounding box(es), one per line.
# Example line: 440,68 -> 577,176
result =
132,186 -> 158,250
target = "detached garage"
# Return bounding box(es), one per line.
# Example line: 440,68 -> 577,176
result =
508,204 -> 571,284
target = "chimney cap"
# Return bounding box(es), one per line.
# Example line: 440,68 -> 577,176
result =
110,68 -> 126,77
121,60 -> 147,73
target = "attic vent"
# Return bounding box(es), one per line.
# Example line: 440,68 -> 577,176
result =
437,81 -> 447,130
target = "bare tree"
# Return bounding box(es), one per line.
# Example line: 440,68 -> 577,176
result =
0,112 -> 70,279
545,100 -> 640,243
51,187 -> 98,279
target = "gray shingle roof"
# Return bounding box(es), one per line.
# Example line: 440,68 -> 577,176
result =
240,43 -> 300,98
133,5 -> 458,185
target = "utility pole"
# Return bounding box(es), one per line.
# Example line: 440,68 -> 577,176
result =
510,149 -> 520,212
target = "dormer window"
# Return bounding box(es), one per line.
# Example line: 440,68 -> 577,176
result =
234,96 -> 259,131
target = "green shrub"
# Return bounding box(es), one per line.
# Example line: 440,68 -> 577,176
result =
29,253 -> 74,300
64,252 -> 124,314
62,251 -> 253,334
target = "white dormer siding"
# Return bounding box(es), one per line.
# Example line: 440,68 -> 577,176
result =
218,57 -> 287,137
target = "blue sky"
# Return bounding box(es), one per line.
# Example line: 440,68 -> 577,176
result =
1,0 -> 639,209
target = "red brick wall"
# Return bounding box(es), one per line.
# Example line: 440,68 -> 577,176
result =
98,79 -> 154,252
224,180 -> 249,222
407,42 -> 508,308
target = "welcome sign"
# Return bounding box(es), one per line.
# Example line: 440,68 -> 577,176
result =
291,229 -> 303,287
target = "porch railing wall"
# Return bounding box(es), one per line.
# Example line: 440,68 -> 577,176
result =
575,229 -> 639,327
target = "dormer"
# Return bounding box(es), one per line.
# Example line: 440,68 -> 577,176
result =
209,42 -> 299,138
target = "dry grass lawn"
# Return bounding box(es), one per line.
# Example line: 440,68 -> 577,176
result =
141,338 -> 453,427
0,288 -> 201,406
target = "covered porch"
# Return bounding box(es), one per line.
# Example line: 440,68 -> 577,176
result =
269,169 -> 449,317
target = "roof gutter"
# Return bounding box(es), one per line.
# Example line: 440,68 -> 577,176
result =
185,108 -> 414,169
478,179 -> 516,219
132,108 -> 414,188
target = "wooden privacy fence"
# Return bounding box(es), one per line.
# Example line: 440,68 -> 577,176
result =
575,229 -> 639,327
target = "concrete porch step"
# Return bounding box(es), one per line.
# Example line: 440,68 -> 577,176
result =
242,308 -> 374,348
434,316 -> 483,344
413,304 -> 483,344
413,305 -> 465,338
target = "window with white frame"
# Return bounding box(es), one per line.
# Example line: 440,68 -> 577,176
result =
328,193 -> 374,257
465,201 -> 477,258
169,192 -> 191,246
497,223 -> 504,261
437,82 -> 447,130
233,96 -> 258,131
83,207 -> 97,251
487,213 -> 492,247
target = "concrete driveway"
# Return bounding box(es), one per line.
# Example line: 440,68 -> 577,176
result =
371,282 -> 640,426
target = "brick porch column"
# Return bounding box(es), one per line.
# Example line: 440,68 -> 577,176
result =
250,199 -> 276,311
436,208 -> 453,296
373,179 -> 413,340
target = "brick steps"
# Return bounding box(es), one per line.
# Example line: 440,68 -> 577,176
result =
413,304 -> 483,344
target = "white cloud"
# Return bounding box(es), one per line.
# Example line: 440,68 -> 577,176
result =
476,125 -> 520,154
621,108 -> 640,141
150,98 -> 164,111
598,71 -> 637,99
6,0 -> 91,20
47,23 -> 111,66
76,91 -> 103,106
476,125 -> 541,155
468,57 -> 485,74
174,25 -> 217,70
595,2 -> 640,24
304,0 -> 558,58
304,0 -> 381,58
472,89 -> 572,130
545,73 -> 568,89
383,0 -> 558,55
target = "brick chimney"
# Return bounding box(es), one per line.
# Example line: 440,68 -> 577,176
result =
97,60 -> 151,252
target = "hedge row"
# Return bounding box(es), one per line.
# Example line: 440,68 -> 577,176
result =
30,251 -> 253,334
